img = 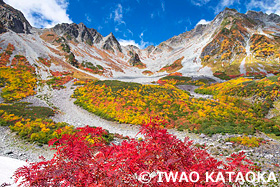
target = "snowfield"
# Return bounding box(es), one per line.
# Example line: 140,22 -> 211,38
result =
0,156 -> 26,186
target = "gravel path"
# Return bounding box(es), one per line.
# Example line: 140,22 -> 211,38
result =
22,82 -> 203,142
24,82 -> 143,138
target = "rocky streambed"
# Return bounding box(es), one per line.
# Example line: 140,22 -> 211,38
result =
176,84 -> 213,99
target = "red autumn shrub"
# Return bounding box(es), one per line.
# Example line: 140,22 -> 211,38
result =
168,72 -> 182,76
157,79 -> 166,85
14,119 -> 257,186
50,71 -> 73,77
0,43 -> 15,66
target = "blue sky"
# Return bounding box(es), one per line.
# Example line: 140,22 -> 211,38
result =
5,0 -> 280,48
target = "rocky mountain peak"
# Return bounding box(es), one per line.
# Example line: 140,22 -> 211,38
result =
164,8 -> 242,48
214,7 -> 241,22
144,45 -> 155,54
246,10 -> 280,25
78,22 -> 85,27
52,22 -> 103,45
102,32 -> 122,53
222,7 -> 240,17
105,32 -> 120,44
223,7 -> 238,13
0,0 -> 31,34
126,45 -> 139,50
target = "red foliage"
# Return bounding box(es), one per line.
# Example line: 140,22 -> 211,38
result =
168,72 -> 182,77
84,67 -> 94,72
14,120 -> 257,186
38,57 -> 52,67
11,55 -> 36,73
214,72 -> 223,76
0,43 -> 15,66
50,71 -> 73,77
159,57 -> 184,73
80,66 -> 104,75
228,75 -> 240,79
48,71 -> 73,89
157,79 -> 166,85
51,76 -> 73,89
267,71 -> 280,75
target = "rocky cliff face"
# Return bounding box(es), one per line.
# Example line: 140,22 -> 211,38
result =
199,8 -> 280,77
128,52 -> 141,66
101,32 -> 122,53
0,0 -> 31,34
52,23 -> 122,53
246,10 -> 280,25
52,23 -> 103,45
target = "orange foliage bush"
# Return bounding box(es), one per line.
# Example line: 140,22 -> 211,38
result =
159,57 -> 184,73
0,43 -> 14,66
0,44 -> 37,101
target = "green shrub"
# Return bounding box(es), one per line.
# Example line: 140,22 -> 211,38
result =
61,43 -> 71,53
